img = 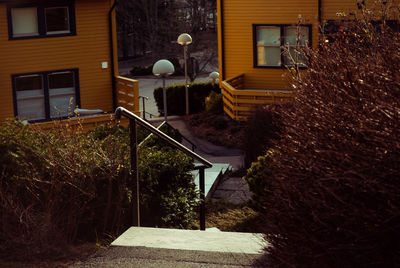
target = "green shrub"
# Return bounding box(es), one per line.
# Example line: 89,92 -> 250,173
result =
243,150 -> 274,211
154,81 -> 219,115
205,91 -> 223,114
138,146 -> 198,228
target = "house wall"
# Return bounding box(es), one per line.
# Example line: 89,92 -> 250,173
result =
218,0 -> 319,90
0,0 -> 116,122
217,0 -> 398,90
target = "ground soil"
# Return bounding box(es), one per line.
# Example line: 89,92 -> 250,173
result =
185,112 -> 244,149
0,243 -> 101,268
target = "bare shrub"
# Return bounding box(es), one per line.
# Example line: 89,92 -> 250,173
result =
260,6 -> 400,268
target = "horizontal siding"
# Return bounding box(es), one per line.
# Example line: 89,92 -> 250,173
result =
219,0 -> 399,90
0,0 -> 115,122
323,0 -> 400,20
220,0 -> 319,90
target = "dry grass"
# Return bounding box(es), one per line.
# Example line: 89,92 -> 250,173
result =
203,201 -> 263,233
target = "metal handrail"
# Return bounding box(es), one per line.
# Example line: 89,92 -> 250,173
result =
116,107 -> 211,167
164,121 -> 197,152
115,106 -> 211,230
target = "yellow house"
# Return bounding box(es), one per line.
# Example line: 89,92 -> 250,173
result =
0,0 -> 138,128
217,0 -> 397,120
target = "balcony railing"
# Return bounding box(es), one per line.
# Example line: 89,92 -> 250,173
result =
34,76 -> 139,132
221,74 -> 294,120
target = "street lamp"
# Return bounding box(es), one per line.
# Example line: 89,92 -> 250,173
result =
152,59 -> 175,122
209,71 -> 219,84
177,33 -> 192,115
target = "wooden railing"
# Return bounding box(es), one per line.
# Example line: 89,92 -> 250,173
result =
116,76 -> 140,115
35,113 -> 129,133
221,74 -> 294,120
34,76 -> 139,132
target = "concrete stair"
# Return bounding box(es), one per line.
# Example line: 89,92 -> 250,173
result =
72,227 -> 268,267
191,163 -> 232,200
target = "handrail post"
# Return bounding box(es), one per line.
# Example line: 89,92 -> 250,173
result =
142,97 -> 146,120
199,167 -> 206,230
130,119 -> 140,227
139,95 -> 149,121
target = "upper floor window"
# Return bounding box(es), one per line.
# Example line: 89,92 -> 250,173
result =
13,69 -> 80,122
7,1 -> 76,39
253,24 -> 311,68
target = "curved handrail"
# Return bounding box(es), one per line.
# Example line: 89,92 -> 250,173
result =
115,107 -> 212,168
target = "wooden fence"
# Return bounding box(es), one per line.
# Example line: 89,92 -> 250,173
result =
221,74 -> 294,120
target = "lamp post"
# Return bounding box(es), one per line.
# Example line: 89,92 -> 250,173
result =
209,71 -> 219,85
177,33 -> 192,115
152,59 -> 175,122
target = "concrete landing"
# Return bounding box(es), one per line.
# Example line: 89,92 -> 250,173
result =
71,227 -> 269,267
111,227 -> 267,254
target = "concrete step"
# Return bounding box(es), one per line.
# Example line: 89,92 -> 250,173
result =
72,227 -> 269,267
210,177 -> 253,204
102,227 -> 268,267
191,163 -> 232,199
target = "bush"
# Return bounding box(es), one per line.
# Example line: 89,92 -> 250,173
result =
138,146 -> 198,228
0,121 -> 131,260
130,65 -> 153,76
0,120 -> 198,260
257,11 -> 400,267
243,150 -> 274,211
240,105 -> 282,167
154,82 -> 219,115
205,91 -> 223,114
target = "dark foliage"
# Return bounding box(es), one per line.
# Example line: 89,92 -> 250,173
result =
154,81 -> 219,115
0,121 -> 198,260
240,105 -> 283,167
258,12 -> 400,268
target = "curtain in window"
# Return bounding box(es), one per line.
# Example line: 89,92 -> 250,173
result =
257,26 -> 281,66
11,7 -> 38,37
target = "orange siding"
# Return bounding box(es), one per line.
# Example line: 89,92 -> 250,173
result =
218,0 -> 399,91
0,0 -> 117,122
219,0 -> 319,90
322,0 -> 400,20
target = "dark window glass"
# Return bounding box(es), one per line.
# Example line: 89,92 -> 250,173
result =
48,72 -> 74,88
45,7 -> 70,33
15,75 -> 43,91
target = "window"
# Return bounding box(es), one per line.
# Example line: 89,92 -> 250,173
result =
13,69 -> 80,121
254,24 -> 311,68
7,1 -> 75,39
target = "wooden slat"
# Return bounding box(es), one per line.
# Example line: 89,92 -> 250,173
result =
222,73 -> 294,120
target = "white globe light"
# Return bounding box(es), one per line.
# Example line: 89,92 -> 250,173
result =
177,33 -> 192,46
209,71 -> 219,80
152,59 -> 175,77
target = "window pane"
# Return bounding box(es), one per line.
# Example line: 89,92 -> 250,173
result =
284,26 -> 309,46
11,7 -> 38,37
15,75 -> 45,120
48,72 -> 75,118
257,26 -> 280,46
284,47 -> 307,66
45,7 -> 70,33
258,46 -> 281,66
15,75 -> 42,91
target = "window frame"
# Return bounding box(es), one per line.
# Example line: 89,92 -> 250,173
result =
12,68 -> 81,122
253,24 -> 312,69
7,1 -> 76,40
